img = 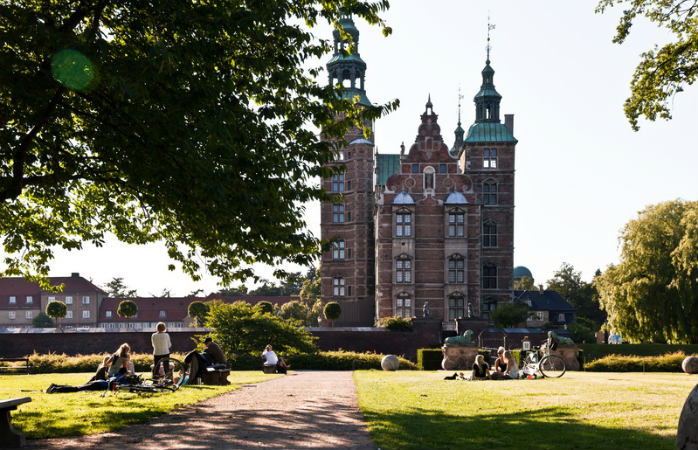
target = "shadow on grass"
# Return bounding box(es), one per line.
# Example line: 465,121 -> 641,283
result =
362,406 -> 674,450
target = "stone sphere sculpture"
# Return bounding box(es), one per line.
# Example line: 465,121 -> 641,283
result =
381,354 -> 399,371
682,356 -> 698,374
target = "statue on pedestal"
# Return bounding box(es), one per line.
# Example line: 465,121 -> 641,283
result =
422,301 -> 430,320
466,301 -> 474,319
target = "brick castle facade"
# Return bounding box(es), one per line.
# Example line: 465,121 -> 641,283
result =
320,18 -> 517,327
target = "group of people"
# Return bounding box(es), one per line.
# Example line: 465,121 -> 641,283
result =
46,322 -> 227,393
446,347 -> 521,381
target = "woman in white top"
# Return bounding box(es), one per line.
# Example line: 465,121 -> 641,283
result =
151,322 -> 172,379
503,350 -> 519,379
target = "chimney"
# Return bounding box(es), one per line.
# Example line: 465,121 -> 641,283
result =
71,272 -> 80,278
504,114 -> 514,134
538,284 -> 544,293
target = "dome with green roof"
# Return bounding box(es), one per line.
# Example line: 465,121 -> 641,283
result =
513,266 -> 533,280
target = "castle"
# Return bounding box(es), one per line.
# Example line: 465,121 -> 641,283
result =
320,18 -> 517,327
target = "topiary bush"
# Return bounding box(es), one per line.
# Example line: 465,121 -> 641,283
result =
417,348 -> 443,370
323,301 -> 341,326
585,351 -> 696,372
378,316 -> 413,331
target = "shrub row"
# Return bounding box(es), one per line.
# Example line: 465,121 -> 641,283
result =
584,351 -> 695,372
377,316 -> 413,331
579,344 -> 698,362
11,350 -> 417,373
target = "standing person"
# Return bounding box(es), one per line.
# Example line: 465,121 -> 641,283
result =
151,322 -> 172,379
203,337 -> 226,365
107,343 -> 131,378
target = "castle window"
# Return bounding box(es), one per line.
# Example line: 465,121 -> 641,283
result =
411,164 -> 419,174
483,180 -> 498,205
482,264 -> 498,289
483,220 -> 497,247
332,278 -> 345,296
395,210 -> 412,237
8,311 -> 15,320
106,310 -> 112,318
439,164 -> 447,174
9,296 -> 15,304
448,209 -> 465,237
332,204 -> 345,223
82,310 -> 90,319
396,295 -> 412,318
482,298 -> 498,320
396,257 -> 412,283
26,296 -> 33,304
332,240 -> 346,260
332,174 -> 344,193
484,148 -> 497,169
448,255 -> 465,284
424,166 -> 435,190
448,294 -> 465,320
65,296 -> 73,304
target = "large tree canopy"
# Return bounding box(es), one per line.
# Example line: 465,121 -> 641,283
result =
595,200 -> 698,343
0,1 -> 397,285
597,0 -> 698,130
547,262 -> 605,329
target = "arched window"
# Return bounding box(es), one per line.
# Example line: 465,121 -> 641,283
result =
332,174 -> 344,193
396,209 -> 412,237
424,166 -> 435,190
483,180 -> 497,205
396,294 -> 412,318
332,277 -> 345,296
483,220 -> 497,247
448,208 -> 465,237
448,294 -> 465,320
332,240 -> 345,260
482,264 -> 498,289
448,255 -> 465,284
396,256 -> 412,283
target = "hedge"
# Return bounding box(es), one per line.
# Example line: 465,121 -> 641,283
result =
585,351 -> 695,372
0,352 -> 187,373
417,348 -> 443,370
579,344 -> 698,362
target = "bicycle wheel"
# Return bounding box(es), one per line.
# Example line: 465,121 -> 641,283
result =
150,358 -> 187,385
538,355 -> 566,378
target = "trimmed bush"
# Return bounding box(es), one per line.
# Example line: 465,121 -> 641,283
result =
287,351 -> 416,370
579,343 -> 698,362
417,348 -> 443,370
585,351 -> 696,372
378,316 -> 413,331
24,352 -> 186,373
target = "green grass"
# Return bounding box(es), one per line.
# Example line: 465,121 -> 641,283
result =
1,371 -> 280,439
354,371 -> 697,450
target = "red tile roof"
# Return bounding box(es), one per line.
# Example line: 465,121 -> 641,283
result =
0,274 -> 105,308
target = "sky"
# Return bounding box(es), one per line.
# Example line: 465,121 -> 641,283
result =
32,1 -> 698,295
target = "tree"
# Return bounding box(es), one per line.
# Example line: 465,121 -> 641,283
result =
0,1 -> 397,286
103,277 -> 137,297
32,312 -> 54,328
547,262 -> 606,329
491,303 -> 529,328
513,276 -> 535,290
206,301 -> 317,357
255,301 -> 274,315
596,0 -> 698,130
323,302 -> 342,327
117,300 -> 138,319
595,200 -> 698,343
280,300 -> 309,323
300,265 -> 321,302
45,300 -> 67,330
217,285 -> 248,297
188,301 -> 210,327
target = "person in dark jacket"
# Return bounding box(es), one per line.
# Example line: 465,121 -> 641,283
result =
47,355 -> 112,393
203,337 -> 226,365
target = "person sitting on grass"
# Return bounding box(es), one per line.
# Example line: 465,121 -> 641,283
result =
471,354 -> 490,380
262,344 -> 290,374
47,356 -> 112,393
107,343 -> 131,378
503,350 -> 520,379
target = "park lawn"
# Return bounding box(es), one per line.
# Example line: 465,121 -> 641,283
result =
0,371 -> 281,439
354,371 -> 696,450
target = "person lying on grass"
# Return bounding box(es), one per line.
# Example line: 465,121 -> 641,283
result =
46,355 -> 113,393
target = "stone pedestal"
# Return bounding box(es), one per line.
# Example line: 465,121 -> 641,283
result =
541,344 -> 580,370
441,345 -> 478,370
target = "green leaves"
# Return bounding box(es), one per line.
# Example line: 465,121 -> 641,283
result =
117,299 -> 138,318
0,0 -> 396,284
596,0 -> 698,130
595,200 -> 698,343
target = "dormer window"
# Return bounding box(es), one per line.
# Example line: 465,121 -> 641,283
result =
159,310 -> 167,319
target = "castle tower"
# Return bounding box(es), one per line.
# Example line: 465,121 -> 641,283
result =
459,53 -> 517,319
320,17 -> 375,325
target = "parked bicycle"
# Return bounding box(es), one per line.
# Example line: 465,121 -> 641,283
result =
522,343 -> 566,378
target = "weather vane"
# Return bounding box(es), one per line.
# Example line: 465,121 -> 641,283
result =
457,86 -> 463,125
487,15 -> 496,62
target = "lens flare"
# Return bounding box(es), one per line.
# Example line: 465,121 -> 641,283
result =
51,49 -> 95,91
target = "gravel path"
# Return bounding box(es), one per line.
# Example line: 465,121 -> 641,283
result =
28,371 -> 376,449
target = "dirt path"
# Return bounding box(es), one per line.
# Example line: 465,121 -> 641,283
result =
28,371 -> 376,449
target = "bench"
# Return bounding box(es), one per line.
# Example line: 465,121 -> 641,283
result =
0,397 -> 31,448
0,358 -> 31,375
262,365 -> 277,374
200,367 -> 230,385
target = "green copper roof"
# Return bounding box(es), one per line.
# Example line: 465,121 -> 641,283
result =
376,153 -> 400,186
327,53 -> 366,66
474,88 -> 501,99
339,88 -> 371,106
464,122 -> 517,144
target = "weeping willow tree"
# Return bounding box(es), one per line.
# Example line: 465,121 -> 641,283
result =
595,200 -> 698,343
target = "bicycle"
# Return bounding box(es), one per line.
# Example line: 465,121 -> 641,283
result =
107,357 -> 189,396
522,344 -> 566,378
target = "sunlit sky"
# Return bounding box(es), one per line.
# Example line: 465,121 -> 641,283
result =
34,1 -> 698,295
